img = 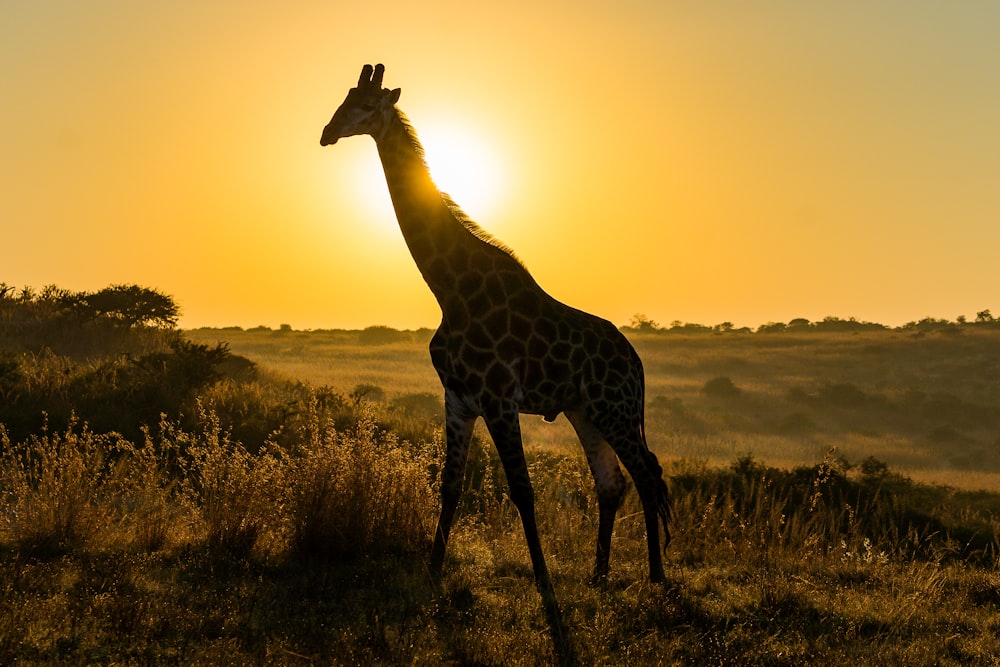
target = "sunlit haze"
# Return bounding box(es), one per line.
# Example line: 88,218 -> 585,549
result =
3,2 -> 999,330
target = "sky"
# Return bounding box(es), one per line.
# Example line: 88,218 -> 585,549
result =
3,1 -> 999,330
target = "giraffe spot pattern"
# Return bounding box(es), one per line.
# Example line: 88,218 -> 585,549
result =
325,64 -> 670,584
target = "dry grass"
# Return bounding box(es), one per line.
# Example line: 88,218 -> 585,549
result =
2,324 -> 999,664
0,417 -> 114,554
2,425 -> 998,664
189,326 -> 1000,489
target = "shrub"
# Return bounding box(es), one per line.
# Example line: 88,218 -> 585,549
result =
171,405 -> 283,558
390,392 -> 442,419
777,411 -> 815,434
112,431 -> 186,552
351,383 -> 386,404
0,335 -> 231,444
282,403 -> 436,559
0,417 -> 117,554
358,325 -> 407,345
670,452 -> 997,567
703,376 -> 741,398
818,382 -> 868,407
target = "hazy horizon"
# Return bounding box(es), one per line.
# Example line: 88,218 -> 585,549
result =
177,309 -> 987,333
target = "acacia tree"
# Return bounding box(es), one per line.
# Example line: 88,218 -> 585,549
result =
627,314 -> 661,332
80,285 -> 180,328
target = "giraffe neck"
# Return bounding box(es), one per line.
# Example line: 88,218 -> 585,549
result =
373,108 -> 525,310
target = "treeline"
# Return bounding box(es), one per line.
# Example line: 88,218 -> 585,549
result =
1,282 -> 184,358
622,311 -> 1000,335
2,282 -> 179,329
191,323 -> 437,346
0,282 -> 233,443
0,281 -> 429,447
191,311 -> 1000,338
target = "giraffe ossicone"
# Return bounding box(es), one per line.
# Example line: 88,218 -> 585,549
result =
320,63 -> 671,588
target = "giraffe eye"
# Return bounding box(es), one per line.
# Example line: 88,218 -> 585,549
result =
361,102 -> 376,112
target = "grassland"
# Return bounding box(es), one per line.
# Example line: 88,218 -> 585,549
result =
2,305 -> 1000,665
188,324 -> 1000,489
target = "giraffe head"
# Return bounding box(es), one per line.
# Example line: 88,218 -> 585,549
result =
320,64 -> 401,146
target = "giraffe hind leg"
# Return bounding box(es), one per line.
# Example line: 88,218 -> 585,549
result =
620,446 -> 668,583
565,409 -> 626,583
593,416 -> 669,583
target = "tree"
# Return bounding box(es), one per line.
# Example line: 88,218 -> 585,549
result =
976,309 -> 994,323
79,285 -> 179,328
757,321 -> 787,334
628,314 -> 661,332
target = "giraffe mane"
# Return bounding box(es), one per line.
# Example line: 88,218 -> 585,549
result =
441,193 -> 525,266
395,109 -> 525,268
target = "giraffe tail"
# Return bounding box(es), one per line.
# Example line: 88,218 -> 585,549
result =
647,450 -> 671,550
639,390 -> 671,550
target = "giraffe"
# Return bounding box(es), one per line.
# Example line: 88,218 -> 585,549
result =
320,64 -> 670,588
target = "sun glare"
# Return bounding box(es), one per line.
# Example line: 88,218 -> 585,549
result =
341,121 -> 506,235
418,123 -> 504,221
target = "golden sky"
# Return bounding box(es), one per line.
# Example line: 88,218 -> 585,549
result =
4,2 -> 999,330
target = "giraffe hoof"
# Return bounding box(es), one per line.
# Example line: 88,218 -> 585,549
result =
587,572 -> 609,588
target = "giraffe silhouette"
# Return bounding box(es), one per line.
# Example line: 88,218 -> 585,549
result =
320,64 -> 670,588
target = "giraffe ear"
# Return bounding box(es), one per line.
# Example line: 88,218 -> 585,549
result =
388,88 -> 401,104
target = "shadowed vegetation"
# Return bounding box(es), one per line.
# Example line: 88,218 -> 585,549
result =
2,285 -> 999,664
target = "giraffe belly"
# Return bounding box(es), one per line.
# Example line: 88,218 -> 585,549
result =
441,350 -> 579,421
519,393 -> 579,422
517,360 -> 582,421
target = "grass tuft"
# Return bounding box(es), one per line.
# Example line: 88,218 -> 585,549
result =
0,416 -> 114,555
283,401 -> 437,559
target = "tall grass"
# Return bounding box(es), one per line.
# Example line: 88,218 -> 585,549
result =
283,401 -> 437,559
167,404 -> 281,557
0,416 -> 115,554
2,398 -> 999,663
0,401 -> 439,561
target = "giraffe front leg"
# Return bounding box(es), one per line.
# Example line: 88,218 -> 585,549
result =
430,405 -> 475,579
484,405 -> 553,595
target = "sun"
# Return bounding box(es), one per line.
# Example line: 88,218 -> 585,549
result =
417,122 -> 504,221
339,120 -> 506,236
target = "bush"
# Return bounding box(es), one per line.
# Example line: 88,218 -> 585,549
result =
0,334 -> 231,444
351,383 -> 386,404
703,376 -> 741,398
390,392 -> 443,419
283,403 -> 437,559
818,382 -> 868,407
358,325 -> 408,345
171,405 -> 284,558
670,452 -> 997,566
0,417 -> 117,554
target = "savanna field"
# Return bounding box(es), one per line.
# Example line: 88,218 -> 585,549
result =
2,285 -> 1000,665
